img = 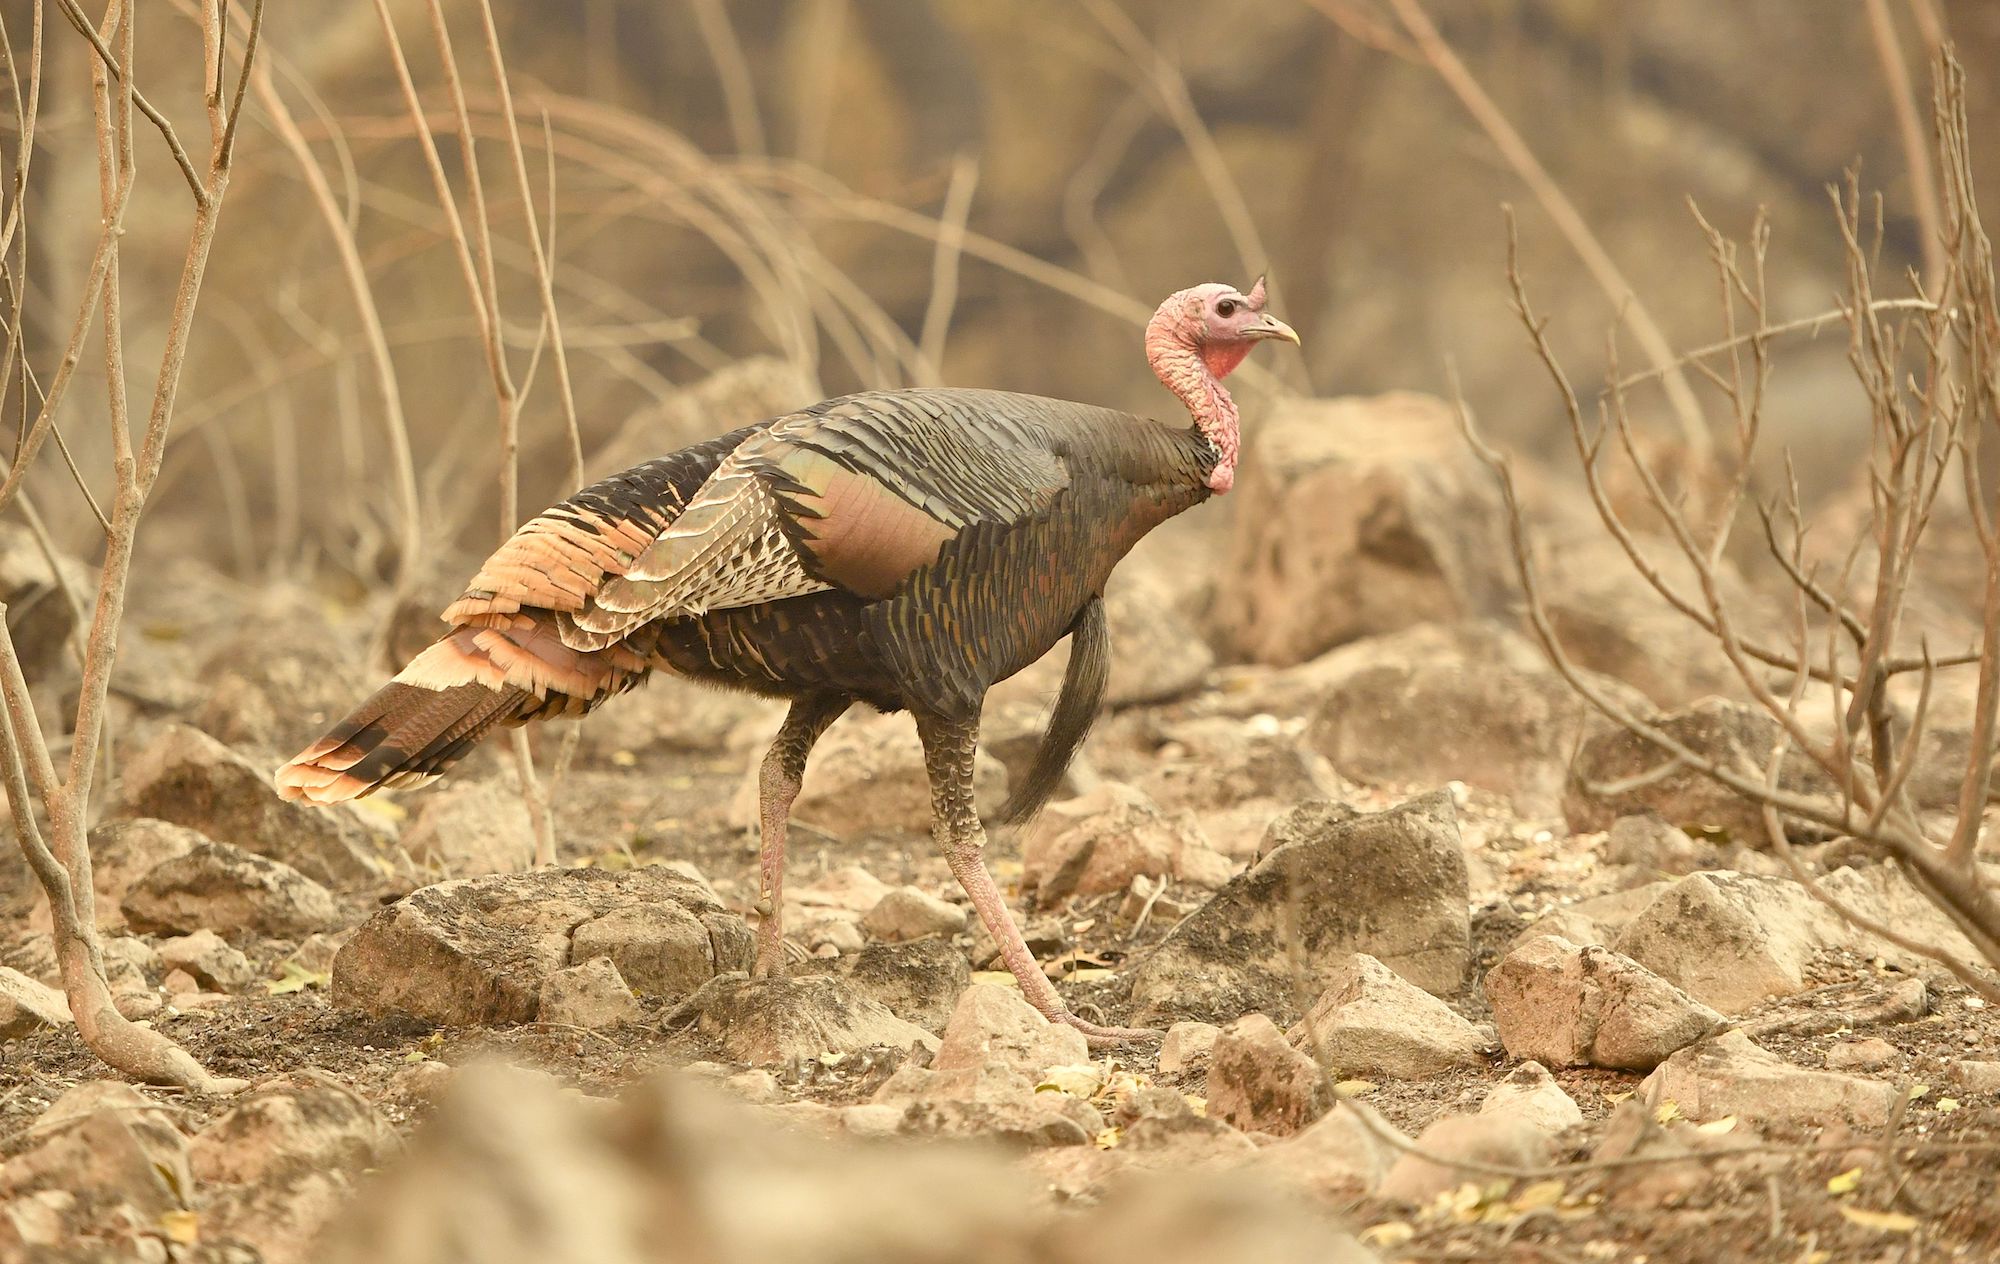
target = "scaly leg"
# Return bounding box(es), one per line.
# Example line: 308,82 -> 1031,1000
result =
752,693 -> 850,978
914,710 -> 1159,1047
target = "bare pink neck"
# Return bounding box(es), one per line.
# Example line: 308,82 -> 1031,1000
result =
1145,327 -> 1239,494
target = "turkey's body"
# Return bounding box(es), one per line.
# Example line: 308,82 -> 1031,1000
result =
279,279 -> 1292,1045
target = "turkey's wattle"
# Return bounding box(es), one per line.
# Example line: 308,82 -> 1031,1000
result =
276,279 -> 1298,1043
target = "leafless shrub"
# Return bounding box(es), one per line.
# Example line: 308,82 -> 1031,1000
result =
0,0 -> 266,1092
1461,49 -> 2000,998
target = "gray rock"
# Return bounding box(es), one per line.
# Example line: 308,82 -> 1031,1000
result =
932,982 -> 1087,1076
0,1082 -> 190,1230
1479,1061 -> 1584,1136
122,840 -> 340,940
1602,813 -> 1711,875
1129,791 -> 1470,1025
1159,1021 -> 1222,1076
540,957 -> 642,1029
401,780 -> 536,877
860,886 -> 967,942
1640,1030 -> 1899,1129
697,974 -> 938,1064
1208,392 -> 1512,667
875,1062 -> 1102,1147
1379,1112 -> 1555,1204
157,928 -> 257,993
0,966 -> 69,1038
1564,699 -> 1842,838
119,723 -> 390,890
807,938 -> 969,1032
1613,872 -> 1843,1013
85,817 -> 204,930
334,867 -> 751,1024
1824,1037 -> 1897,1071
1290,953 -> 1486,1079
1486,934 -> 1724,1070
1248,1104 -> 1405,1198
1204,1013 -> 1332,1137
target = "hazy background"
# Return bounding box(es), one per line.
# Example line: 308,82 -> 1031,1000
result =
8,0 -> 1992,586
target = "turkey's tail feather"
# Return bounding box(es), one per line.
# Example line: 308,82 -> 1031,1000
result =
276,617 -> 648,804
274,678 -> 531,804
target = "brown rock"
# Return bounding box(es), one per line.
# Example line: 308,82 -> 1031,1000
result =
0,1082 -> 190,1229
1159,1021 -> 1222,1076
1290,953 -> 1486,1078
1824,1036 -> 1897,1072
1613,872 -> 1843,1013
695,974 -> 938,1064
932,982 -> 1088,1076
737,711 -> 1005,838
1379,1112 -> 1554,1204
401,779 -> 536,877
875,1062 -> 1102,1148
157,928 -> 257,993
807,938 -> 970,1032
85,817 -> 204,930
861,886 -> 967,942
119,723 -> 391,890
122,840 -> 340,940
334,867 -> 750,1024
1479,1061 -> 1584,1136
1023,785 -> 1225,906
0,967 -> 69,1038
1209,392 -> 1511,666
1204,1013 -> 1332,1137
540,957 -> 642,1029
1640,1030 -> 1899,1129
1129,791 -> 1470,1025
1485,934 -> 1724,1070
1249,1104 -> 1405,1198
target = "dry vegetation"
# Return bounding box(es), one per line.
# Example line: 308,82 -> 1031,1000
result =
3,3 -> 2000,1263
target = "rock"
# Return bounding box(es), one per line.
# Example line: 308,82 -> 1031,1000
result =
1300,620 -> 1643,816
1949,1061 -> 2000,1094
1129,791 -> 1470,1025
736,711 -> 1005,838
1485,934 -> 1725,1070
576,672 -> 785,768
808,938 -> 969,1032
1379,1112 -> 1555,1204
84,817 -> 204,929
118,723 -> 390,889
1602,813 -> 1711,875
540,957 -> 642,1029
695,974 -> 938,1064
725,1070 -> 784,1105
1508,882 -> 1674,955
1022,784 -> 1228,906
195,633 -> 382,756
1479,1061 -> 1584,1136
876,1062 -> 1102,1147
1613,872 -> 1844,1013
860,886 -> 967,942
1205,1013 -> 1332,1137
189,1070 -> 399,1262
1564,699 -> 1842,837
933,982 -> 1088,1076
1640,1030 -> 1899,1129
1159,1021 -> 1222,1076
1290,953 -> 1486,1078
334,867 -> 751,1024
790,865 -> 896,913
1825,1036 -> 1897,1071
0,1082 -> 190,1227
402,779 -> 536,876
386,1059 -> 456,1104
283,929 -> 350,977
1247,1103 -> 1404,1197
1114,1085 -> 1258,1159
1209,392 -> 1512,666
0,966 -> 69,1037
157,928 -> 257,992
121,840 -> 340,940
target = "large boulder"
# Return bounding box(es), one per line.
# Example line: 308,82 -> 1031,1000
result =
333,867 -> 752,1024
1563,699 -> 1843,839
117,723 -> 393,890
1300,620 -> 1642,816
1128,791 -> 1470,1025
121,840 -> 341,941
1208,393 -> 1511,666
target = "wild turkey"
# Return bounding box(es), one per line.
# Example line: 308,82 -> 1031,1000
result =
277,278 -> 1297,1043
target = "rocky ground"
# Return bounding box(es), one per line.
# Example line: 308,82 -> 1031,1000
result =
4,396 -> 2000,1262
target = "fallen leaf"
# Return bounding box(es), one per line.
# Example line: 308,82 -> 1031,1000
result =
1907,1083 -> 1930,1101
1827,1167 -> 1863,1195
1838,1206 -> 1918,1234
1936,1097 -> 1960,1113
970,972 -> 1019,989
1064,967 -> 1118,984
611,750 -> 638,767
266,961 -> 330,996
1094,1126 -> 1122,1150
1360,1222 -> 1414,1247
1694,1115 -> 1739,1135
1182,1094 -> 1207,1117
1654,1100 -> 1682,1125
350,797 -> 407,824
1335,1079 -> 1378,1096
1603,1091 -> 1633,1104
1513,1179 -> 1566,1212
1037,1065 -> 1104,1098
159,1210 -> 199,1245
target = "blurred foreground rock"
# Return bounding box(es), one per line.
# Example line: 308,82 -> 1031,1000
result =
1128,791 -> 1470,1024
334,867 -> 752,1024
1209,393 -> 1510,666
319,1063 -> 1379,1264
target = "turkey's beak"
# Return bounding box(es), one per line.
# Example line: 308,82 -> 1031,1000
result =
1245,312 -> 1300,346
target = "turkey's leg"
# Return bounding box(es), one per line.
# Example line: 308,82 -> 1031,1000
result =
914,711 -> 1159,1046
753,693 -> 850,978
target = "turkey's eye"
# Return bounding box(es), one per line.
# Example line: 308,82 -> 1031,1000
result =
1216,298 -> 1237,317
